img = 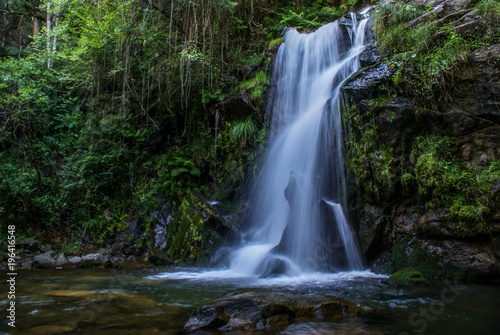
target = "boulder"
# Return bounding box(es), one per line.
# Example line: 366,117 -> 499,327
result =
184,291 -> 364,332
68,256 -> 81,266
80,253 -> 110,268
55,253 -> 68,267
110,255 -> 126,268
21,259 -> 33,269
147,247 -> 173,265
33,252 -> 56,269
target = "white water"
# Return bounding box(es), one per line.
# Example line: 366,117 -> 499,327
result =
229,14 -> 369,277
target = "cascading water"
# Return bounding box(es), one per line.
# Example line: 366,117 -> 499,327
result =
230,14 -> 368,277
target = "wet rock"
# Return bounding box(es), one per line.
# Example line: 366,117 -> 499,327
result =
121,255 -> 153,269
110,216 -> 144,256
398,240 -> 500,280
358,206 -> 389,264
415,208 -> 457,239
152,208 -> 173,251
388,267 -> 429,285
338,13 -> 363,27
341,60 -> 396,101
34,252 -> 56,269
184,291 -> 364,332
359,45 -> 381,68
148,247 -> 172,265
370,253 -> 394,275
259,258 -> 289,278
80,253 -> 110,268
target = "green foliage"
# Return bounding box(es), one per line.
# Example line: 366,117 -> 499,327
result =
401,172 -> 415,190
0,0 -> 348,261
240,70 -> 270,104
262,0 -> 343,33
373,1 -> 496,108
475,0 -> 500,20
230,117 -> 258,147
279,10 -> 324,31
392,242 -> 463,279
412,136 -> 499,238
268,37 -> 284,49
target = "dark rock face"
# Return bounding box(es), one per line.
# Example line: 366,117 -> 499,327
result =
151,199 -> 173,251
343,42 -> 500,280
217,91 -> 257,122
184,291 -> 364,332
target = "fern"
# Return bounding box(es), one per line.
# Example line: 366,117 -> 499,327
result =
230,117 -> 257,147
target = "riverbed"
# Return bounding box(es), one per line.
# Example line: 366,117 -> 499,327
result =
1,267 -> 499,334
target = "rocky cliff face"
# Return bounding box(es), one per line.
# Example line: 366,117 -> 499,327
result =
342,0 -> 500,280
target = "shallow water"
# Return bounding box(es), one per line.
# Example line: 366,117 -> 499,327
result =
1,268 -> 500,334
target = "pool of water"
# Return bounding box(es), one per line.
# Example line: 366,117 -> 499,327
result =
1,267 -> 499,334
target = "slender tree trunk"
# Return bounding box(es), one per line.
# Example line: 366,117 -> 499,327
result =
46,2 -> 52,69
32,17 -> 40,36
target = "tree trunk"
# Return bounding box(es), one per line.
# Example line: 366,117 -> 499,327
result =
46,2 -> 52,69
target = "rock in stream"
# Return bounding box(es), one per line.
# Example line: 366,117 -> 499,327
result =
184,290 -> 365,332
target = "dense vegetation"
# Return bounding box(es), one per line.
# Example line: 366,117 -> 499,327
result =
0,0 -> 370,260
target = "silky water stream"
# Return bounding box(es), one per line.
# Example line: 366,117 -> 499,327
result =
2,13 -> 500,335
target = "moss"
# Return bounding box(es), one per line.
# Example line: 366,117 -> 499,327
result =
167,191 -> 206,263
401,172 -> 415,189
411,244 -> 464,279
344,102 -> 395,203
411,136 -> 499,239
392,242 -> 464,279
388,267 -> 429,285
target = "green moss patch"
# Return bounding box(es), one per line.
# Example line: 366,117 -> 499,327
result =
388,267 -> 429,285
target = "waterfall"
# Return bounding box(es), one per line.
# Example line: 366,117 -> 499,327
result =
230,14 -> 368,277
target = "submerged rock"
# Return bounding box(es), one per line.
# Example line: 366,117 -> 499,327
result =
184,290 -> 364,332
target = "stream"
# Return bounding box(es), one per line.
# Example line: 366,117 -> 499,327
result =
1,268 -> 499,334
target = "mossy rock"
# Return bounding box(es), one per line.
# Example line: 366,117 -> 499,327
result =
387,267 -> 429,285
